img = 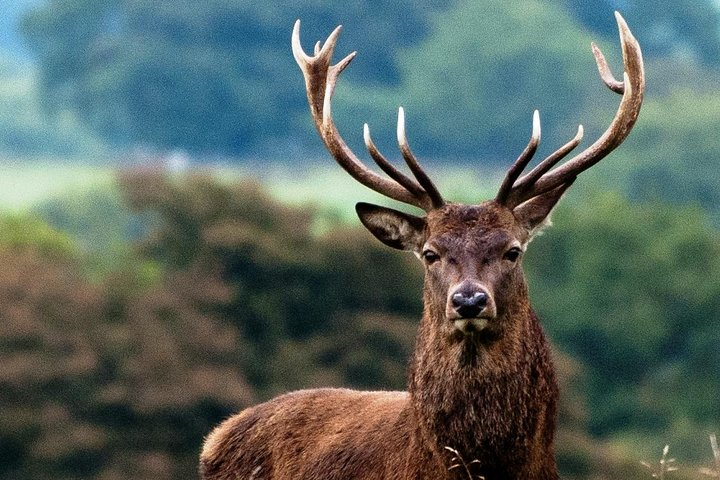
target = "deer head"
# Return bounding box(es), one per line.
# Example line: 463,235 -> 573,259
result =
292,13 -> 644,340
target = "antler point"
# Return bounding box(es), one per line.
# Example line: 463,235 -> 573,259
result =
335,51 -> 356,73
363,123 -> 372,145
614,11 -> 627,27
615,11 -> 635,50
532,110 -> 541,143
397,107 -> 407,145
291,21 -> 309,66
317,24 -> 344,59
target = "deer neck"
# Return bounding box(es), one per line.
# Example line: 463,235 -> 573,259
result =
407,284 -> 548,470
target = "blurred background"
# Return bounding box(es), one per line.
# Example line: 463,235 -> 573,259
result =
0,0 -> 719,478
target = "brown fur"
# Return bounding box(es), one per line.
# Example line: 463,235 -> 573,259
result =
200,201 -> 559,479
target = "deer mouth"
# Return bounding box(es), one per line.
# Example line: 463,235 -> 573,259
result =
453,317 -> 490,334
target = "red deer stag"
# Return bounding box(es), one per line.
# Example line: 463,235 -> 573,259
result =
200,12 -> 644,480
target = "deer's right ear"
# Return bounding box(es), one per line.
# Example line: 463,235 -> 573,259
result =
356,202 -> 426,252
512,182 -> 573,236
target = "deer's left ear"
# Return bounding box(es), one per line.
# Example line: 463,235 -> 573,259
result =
512,182 -> 573,235
356,202 -> 426,252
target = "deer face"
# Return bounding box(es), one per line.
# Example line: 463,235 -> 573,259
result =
422,203 -> 526,335
357,195 -> 562,338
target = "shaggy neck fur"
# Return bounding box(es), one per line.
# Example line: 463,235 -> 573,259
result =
408,278 -> 558,479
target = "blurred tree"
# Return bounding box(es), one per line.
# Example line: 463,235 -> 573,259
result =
0,210 -> 253,479
0,213 -> 77,259
0,52 -> 104,156
117,170 -> 423,394
19,0 -> 720,164
0,246 -> 106,479
553,0 -> 720,66
93,265 -> 252,479
21,0 -> 446,157
586,91 -> 720,226
526,189 -> 720,453
334,0 -> 610,162
34,183 -> 144,277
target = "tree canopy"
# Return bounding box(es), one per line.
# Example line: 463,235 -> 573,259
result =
20,0 -> 446,156
19,0 -> 720,159
527,189 -> 720,452
554,0 -> 720,65
585,90 -> 720,226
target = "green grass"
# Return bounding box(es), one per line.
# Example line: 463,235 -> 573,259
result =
234,161 -> 501,222
0,162 -> 115,211
0,160 -> 501,218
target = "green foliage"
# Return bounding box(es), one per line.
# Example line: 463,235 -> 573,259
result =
388,0 -> 596,160
0,53 -> 105,156
0,247 -> 106,479
20,0 -> 446,156
527,189 -> 720,457
0,213 -> 252,479
587,90 -> 720,226
0,212 -> 77,260
553,0 -> 720,66
34,181 -> 143,276
19,0 -> 720,168
12,0 -> 720,167
117,171 -> 423,396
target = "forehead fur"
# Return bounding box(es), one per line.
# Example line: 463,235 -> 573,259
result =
425,201 -> 529,244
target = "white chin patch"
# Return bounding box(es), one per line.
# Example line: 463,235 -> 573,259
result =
453,318 -> 489,334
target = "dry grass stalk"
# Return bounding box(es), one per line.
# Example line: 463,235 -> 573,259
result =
444,446 -> 484,480
699,433 -> 720,478
641,445 -> 678,479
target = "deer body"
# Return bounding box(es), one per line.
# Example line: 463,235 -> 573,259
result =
201,389 -> 421,479
201,13 -> 644,480
203,351 -> 555,480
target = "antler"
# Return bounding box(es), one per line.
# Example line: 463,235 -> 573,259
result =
292,20 -> 444,212
496,12 -> 644,209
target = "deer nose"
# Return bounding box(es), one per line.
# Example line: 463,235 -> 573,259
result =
451,290 -> 488,318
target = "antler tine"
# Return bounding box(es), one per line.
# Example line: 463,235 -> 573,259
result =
501,11 -> 644,209
397,107 -> 445,209
292,20 -> 436,211
592,43 -> 624,94
364,123 -> 427,198
511,125 -> 584,198
496,110 -> 541,204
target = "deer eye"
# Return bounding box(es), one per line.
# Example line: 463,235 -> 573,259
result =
503,247 -> 522,262
422,249 -> 440,264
